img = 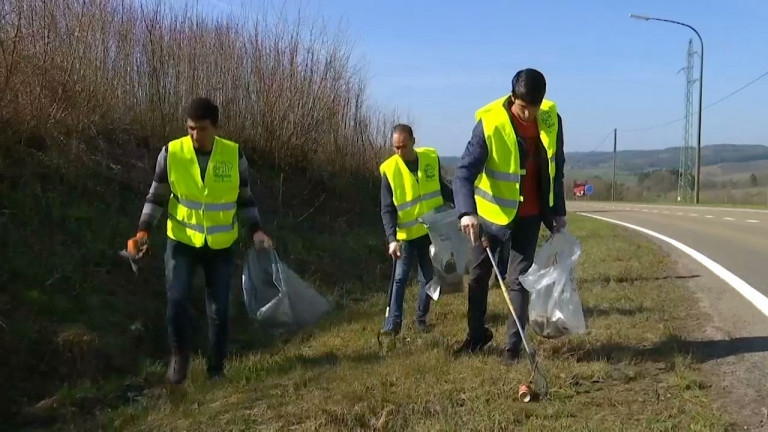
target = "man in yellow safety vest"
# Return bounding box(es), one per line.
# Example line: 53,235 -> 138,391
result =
379,124 -> 454,335
125,97 -> 273,384
451,69 -> 567,362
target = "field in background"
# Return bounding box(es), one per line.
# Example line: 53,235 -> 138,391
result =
441,147 -> 768,207
58,215 -> 730,431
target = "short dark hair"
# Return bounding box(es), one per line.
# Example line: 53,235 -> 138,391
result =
186,97 -> 219,127
392,123 -> 414,139
511,68 -> 546,105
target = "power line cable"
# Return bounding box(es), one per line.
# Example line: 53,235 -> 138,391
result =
621,69 -> 768,133
586,130 -> 614,153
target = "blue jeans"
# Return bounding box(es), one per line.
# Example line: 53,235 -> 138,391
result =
165,238 -> 234,373
382,234 -> 433,333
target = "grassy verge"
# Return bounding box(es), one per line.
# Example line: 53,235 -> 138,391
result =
57,215 -> 732,431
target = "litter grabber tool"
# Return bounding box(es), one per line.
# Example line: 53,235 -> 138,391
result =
118,249 -> 140,275
377,255 -> 398,351
487,246 -> 549,402
119,232 -> 149,276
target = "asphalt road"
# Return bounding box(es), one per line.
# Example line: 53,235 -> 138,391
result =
569,201 -> 768,429
569,201 -> 768,297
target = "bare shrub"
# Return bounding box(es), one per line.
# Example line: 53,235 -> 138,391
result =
0,0 -> 395,178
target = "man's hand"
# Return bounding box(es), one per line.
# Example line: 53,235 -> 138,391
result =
553,216 -> 567,233
253,230 -> 274,249
460,214 -> 480,245
126,231 -> 149,259
388,241 -> 401,259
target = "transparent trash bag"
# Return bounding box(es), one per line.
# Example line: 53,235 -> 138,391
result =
519,229 -> 586,339
241,247 -> 331,329
418,205 -> 471,301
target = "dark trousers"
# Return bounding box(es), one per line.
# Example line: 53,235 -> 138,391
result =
382,234 -> 433,333
467,216 -> 541,351
165,238 -> 235,373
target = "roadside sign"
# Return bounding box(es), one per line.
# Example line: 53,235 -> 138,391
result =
585,184 -> 594,195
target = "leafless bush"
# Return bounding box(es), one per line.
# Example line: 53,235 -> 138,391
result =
0,0 -> 394,178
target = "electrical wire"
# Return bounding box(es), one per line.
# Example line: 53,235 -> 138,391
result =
585,130 -> 614,153
621,69 -> 768,133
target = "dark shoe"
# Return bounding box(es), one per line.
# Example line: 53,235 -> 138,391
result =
415,318 -> 432,333
502,347 -> 521,364
452,327 -> 494,355
381,321 -> 401,337
207,359 -> 225,381
207,368 -> 225,381
166,351 -> 190,385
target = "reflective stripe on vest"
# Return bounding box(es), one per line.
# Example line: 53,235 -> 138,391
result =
473,95 -> 558,226
166,135 -> 240,249
380,147 -> 444,241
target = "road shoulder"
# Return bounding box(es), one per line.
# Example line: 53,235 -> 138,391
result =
578,209 -> 768,430
655,239 -> 768,431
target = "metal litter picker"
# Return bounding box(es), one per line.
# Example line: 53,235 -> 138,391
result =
377,256 -> 398,351
486,246 -> 549,402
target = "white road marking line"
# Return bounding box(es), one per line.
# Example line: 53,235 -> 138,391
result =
580,213 -> 768,318
689,214 -> 698,216
676,212 -> 684,215
705,215 -> 714,218
746,220 -> 760,223
724,217 -> 735,221
652,210 -> 659,213
626,203 -> 768,214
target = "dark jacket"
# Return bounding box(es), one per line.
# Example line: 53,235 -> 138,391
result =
452,96 -> 566,234
380,155 -> 455,243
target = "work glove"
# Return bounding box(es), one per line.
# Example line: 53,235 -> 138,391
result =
252,230 -> 274,249
552,216 -> 567,234
126,231 -> 149,259
460,214 -> 480,245
388,241 -> 401,259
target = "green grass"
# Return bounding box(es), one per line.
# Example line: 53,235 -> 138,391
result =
42,215 -> 733,431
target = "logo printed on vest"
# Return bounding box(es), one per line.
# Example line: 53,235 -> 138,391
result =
539,109 -> 554,130
212,160 -> 233,183
423,162 -> 437,182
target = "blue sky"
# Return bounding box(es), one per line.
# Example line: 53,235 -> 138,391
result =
165,0 -> 768,156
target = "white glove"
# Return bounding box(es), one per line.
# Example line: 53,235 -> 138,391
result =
460,214 -> 479,245
388,241 -> 401,259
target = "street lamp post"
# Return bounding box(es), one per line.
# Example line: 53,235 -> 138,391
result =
630,13 -> 704,204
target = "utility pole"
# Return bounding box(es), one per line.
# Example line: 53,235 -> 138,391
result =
612,128 -> 617,202
629,13 -> 704,204
677,38 -> 697,204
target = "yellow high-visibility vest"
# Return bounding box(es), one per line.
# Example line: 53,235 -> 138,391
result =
166,135 -> 240,249
380,147 -> 444,240
473,96 -> 558,226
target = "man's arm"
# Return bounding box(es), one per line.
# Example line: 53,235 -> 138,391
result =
552,114 -> 566,217
237,150 -> 263,237
380,174 -> 398,244
138,146 -> 171,233
452,120 -> 489,218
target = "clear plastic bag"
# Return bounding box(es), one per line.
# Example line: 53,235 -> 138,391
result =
418,205 -> 471,300
519,229 -> 586,339
241,247 -> 331,329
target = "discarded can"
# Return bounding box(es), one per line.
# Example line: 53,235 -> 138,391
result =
518,384 -> 532,403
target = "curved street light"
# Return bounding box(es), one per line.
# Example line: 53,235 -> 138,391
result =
630,13 -> 704,204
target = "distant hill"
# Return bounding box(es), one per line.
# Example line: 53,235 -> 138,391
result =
565,144 -> 768,172
440,144 -> 768,172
